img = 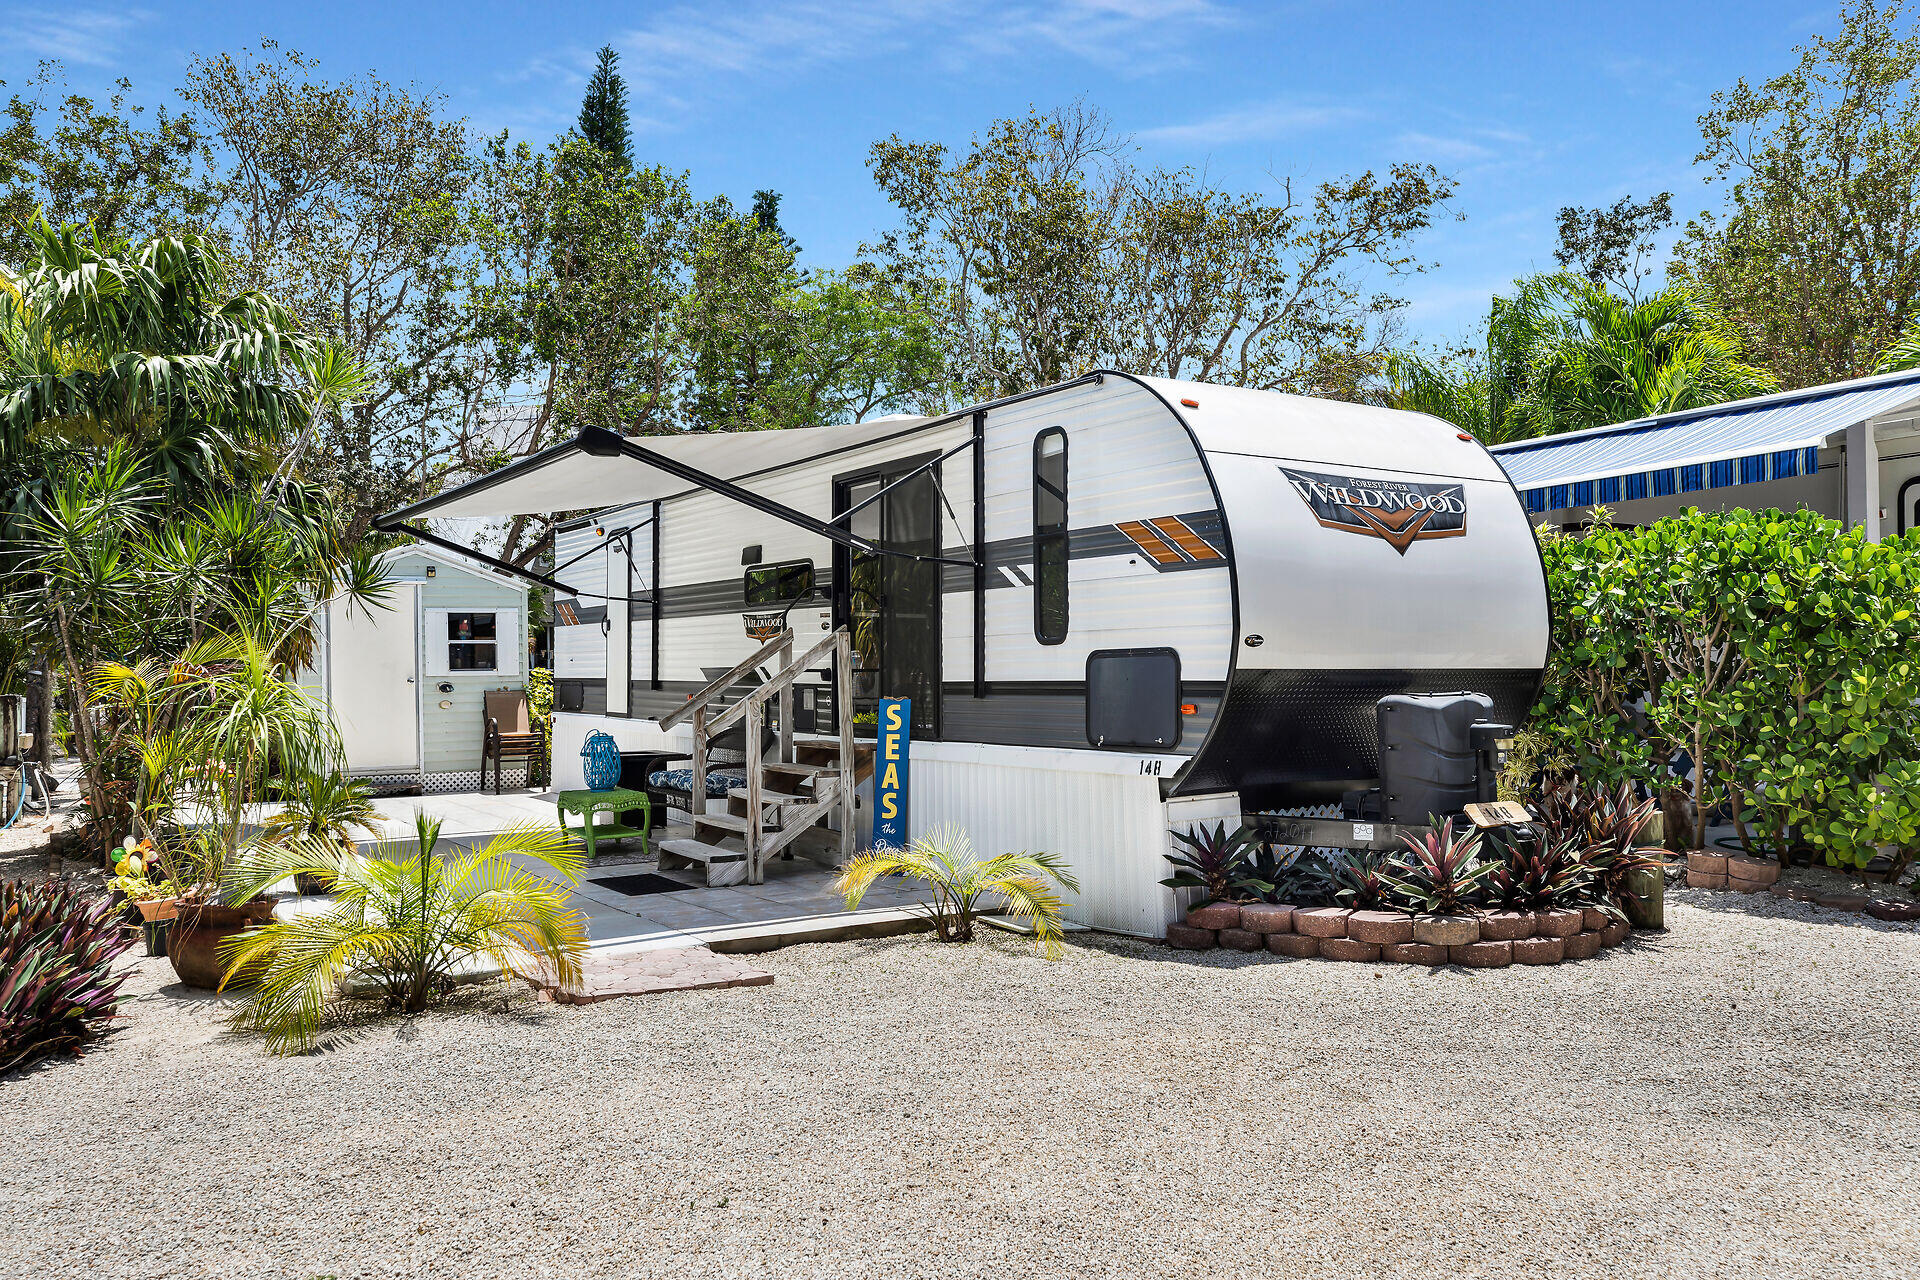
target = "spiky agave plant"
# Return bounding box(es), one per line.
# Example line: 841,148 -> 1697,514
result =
1381,818 -> 1495,916
219,814 -> 587,1055
0,877 -> 135,1072
835,825 -> 1081,959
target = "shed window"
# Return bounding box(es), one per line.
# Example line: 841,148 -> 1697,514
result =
425,608 -> 520,678
1033,428 -> 1068,644
744,560 -> 814,606
446,612 -> 499,671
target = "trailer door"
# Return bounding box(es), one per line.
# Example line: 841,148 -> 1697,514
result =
834,460 -> 942,738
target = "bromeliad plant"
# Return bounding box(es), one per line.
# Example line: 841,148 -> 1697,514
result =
1485,833 -> 1590,913
1160,821 -> 1270,904
1325,849 -> 1399,910
1380,819 -> 1494,916
836,825 -> 1081,958
220,814 -> 588,1055
0,877 -> 136,1072
1535,776 -> 1668,910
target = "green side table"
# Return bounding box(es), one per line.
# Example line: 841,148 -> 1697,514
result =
556,787 -> 652,861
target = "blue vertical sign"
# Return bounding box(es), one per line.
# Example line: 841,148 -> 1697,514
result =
871,697 -> 911,850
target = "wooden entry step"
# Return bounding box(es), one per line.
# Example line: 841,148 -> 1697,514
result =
657,838 -> 748,887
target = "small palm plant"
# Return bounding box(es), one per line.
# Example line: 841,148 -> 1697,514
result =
262,770 -> 382,894
220,813 -> 587,1054
835,825 -> 1081,958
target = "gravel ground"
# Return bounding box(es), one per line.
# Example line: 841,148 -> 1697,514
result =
4,890 -> 1919,1280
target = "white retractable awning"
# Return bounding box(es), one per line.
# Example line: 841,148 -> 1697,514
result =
385,414 -> 935,522
1491,369 -> 1920,513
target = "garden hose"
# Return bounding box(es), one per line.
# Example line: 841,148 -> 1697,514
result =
0,771 -> 24,830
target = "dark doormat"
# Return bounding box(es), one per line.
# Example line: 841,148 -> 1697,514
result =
588,872 -> 699,897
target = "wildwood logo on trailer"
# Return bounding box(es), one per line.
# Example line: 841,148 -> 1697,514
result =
1279,466 -> 1467,555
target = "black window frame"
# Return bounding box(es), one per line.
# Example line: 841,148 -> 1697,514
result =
1033,427 -> 1069,645
743,559 -> 816,607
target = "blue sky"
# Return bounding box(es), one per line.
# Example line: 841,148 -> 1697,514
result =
1,0 -> 1842,347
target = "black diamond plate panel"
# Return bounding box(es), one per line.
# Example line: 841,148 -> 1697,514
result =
1170,667 -> 1540,807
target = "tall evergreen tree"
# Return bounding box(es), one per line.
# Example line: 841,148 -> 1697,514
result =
576,45 -> 632,169
752,189 -> 798,255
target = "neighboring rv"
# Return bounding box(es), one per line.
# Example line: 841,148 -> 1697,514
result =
381,371 -> 1549,934
304,547 -> 531,794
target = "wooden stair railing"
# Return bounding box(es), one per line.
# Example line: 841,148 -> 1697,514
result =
659,626 -> 857,884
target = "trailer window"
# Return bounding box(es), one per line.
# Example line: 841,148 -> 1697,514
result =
1033,429 -> 1068,644
744,560 -> 814,606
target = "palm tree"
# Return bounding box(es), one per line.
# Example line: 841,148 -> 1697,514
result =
221,815 -> 588,1055
1388,273 -> 1778,442
835,825 -> 1081,958
1874,319 -> 1920,374
0,219 -> 375,748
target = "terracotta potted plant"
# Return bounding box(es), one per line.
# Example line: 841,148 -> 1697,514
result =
160,834 -> 279,990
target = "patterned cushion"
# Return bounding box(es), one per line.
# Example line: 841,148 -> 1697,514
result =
648,768 -> 745,798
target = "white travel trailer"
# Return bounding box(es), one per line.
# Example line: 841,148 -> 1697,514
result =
380,372 -> 1549,935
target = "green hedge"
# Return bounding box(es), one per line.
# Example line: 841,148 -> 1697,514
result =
1533,507 -> 1920,869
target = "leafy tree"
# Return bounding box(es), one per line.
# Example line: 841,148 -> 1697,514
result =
576,45 -> 633,171
1673,0 -> 1920,386
181,43 -> 479,540
1535,507 -> 1920,866
1554,191 -> 1674,303
868,102 -> 1455,401
462,134 -> 693,560
0,64 -> 213,267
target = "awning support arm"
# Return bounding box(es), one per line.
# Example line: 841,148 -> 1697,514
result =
577,426 -> 978,568
380,520 -> 589,598
829,435 -> 979,543
550,514 -> 656,577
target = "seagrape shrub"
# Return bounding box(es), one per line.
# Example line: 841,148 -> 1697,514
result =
1532,507 -> 1920,869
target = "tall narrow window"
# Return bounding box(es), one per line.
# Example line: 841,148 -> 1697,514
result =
1033,428 -> 1068,644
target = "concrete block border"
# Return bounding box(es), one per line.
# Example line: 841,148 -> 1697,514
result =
1685,851 -> 1920,922
1168,901 -> 1633,966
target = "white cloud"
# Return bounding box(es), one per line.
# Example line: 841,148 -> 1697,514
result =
1392,131 -> 1496,163
514,0 -> 1233,131
0,6 -> 150,68
1136,99 -> 1364,147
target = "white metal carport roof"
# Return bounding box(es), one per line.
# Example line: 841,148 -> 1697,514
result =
1490,368 -> 1920,513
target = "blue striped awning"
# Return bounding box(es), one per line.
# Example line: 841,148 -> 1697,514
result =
1491,370 -> 1920,514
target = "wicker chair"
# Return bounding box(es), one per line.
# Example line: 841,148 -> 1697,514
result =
482,689 -> 542,794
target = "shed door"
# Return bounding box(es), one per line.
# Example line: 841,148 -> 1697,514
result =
329,584 -> 420,773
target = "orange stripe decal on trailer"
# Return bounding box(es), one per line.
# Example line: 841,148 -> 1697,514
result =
1116,520 -> 1184,564
1148,517 -> 1223,561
